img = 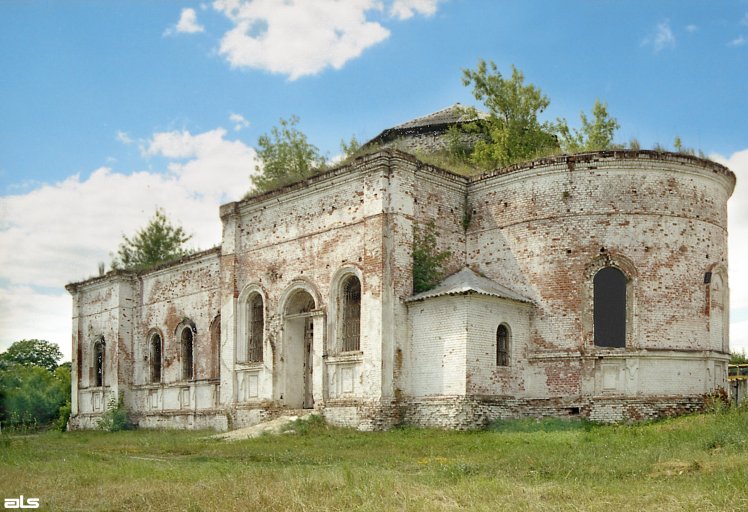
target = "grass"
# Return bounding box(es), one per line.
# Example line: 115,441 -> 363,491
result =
1,410 -> 747,511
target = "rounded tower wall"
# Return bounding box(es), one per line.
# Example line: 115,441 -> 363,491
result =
468,151 -> 734,358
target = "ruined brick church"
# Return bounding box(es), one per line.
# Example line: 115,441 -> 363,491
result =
66,106 -> 735,430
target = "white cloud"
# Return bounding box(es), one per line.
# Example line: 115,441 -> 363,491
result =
728,35 -> 746,47
642,19 -> 676,52
165,7 -> 205,36
212,0 -> 391,80
712,148 -> 748,354
116,131 -> 134,145
390,0 -> 439,20
229,112 -> 251,131
685,24 -> 698,34
0,127 -> 258,360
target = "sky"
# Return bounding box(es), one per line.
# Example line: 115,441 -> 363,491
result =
1,0 -> 747,362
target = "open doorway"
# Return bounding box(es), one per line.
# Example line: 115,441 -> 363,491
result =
282,289 -> 316,409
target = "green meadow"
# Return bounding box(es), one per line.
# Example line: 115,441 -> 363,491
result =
1,409 -> 747,511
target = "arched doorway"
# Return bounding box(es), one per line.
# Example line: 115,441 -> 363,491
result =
282,289 -> 316,409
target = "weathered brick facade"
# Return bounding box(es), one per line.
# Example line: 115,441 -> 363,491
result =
66,148 -> 735,430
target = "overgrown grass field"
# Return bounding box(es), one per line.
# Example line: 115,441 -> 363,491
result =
1,409 -> 747,511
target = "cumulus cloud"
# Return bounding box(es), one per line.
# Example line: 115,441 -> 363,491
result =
212,0 -> 391,80
165,7 -> 205,36
116,131 -> 134,145
642,20 -> 676,52
390,0 -> 440,20
712,148 -> 748,354
0,127 -> 258,360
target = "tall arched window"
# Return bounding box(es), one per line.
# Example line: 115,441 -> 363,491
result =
210,314 -> 221,379
181,325 -> 194,380
496,324 -> 510,366
150,333 -> 162,384
247,294 -> 264,362
593,267 -> 627,348
93,338 -> 105,387
339,275 -> 361,352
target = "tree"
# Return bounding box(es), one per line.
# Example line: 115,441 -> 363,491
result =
557,99 -> 619,153
340,135 -> 362,160
251,116 -> 327,193
462,61 -> 559,167
0,364 -> 70,429
0,339 -> 63,372
111,209 -> 192,271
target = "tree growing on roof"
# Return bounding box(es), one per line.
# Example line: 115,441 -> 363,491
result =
557,99 -> 620,153
251,116 -> 327,194
111,209 -> 192,271
462,61 -> 559,167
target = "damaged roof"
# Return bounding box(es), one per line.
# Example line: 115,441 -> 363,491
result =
363,103 -> 487,147
405,267 -> 532,304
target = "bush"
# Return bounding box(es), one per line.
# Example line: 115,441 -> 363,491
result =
97,395 -> 134,432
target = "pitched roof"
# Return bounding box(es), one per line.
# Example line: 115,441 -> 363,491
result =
363,103 -> 487,147
405,267 -> 532,304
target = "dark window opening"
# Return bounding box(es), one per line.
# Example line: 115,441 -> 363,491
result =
94,339 -> 105,387
150,334 -> 162,384
496,324 -> 509,366
248,295 -> 264,362
340,275 -> 361,352
210,315 -> 221,379
181,326 -> 194,380
593,267 -> 627,348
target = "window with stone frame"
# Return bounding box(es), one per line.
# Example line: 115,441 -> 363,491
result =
339,275 -> 361,352
247,294 -> 264,362
593,266 -> 627,348
150,333 -> 162,384
93,337 -> 105,386
181,325 -> 195,380
496,324 -> 510,366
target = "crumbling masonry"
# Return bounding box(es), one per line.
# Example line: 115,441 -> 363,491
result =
66,109 -> 735,430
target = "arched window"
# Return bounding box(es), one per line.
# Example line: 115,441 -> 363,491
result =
210,314 -> 221,379
93,338 -> 105,387
496,324 -> 510,366
181,325 -> 194,380
150,333 -> 162,384
339,275 -> 361,352
247,294 -> 264,362
593,267 -> 627,348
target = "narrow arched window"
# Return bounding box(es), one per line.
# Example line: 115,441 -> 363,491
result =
150,333 -> 162,384
181,326 -> 194,380
496,324 -> 509,366
210,315 -> 221,379
593,267 -> 627,348
247,295 -> 264,362
93,338 -> 105,386
340,275 -> 361,352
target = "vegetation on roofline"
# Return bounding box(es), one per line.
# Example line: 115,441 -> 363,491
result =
110,208 -> 193,272
246,60 -> 709,193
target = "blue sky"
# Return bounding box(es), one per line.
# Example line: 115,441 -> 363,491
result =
1,0 -> 747,360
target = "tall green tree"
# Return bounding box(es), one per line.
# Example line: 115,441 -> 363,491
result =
557,99 -> 620,153
252,116 -> 326,193
0,339 -> 63,372
462,61 -> 559,167
111,209 -> 192,271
